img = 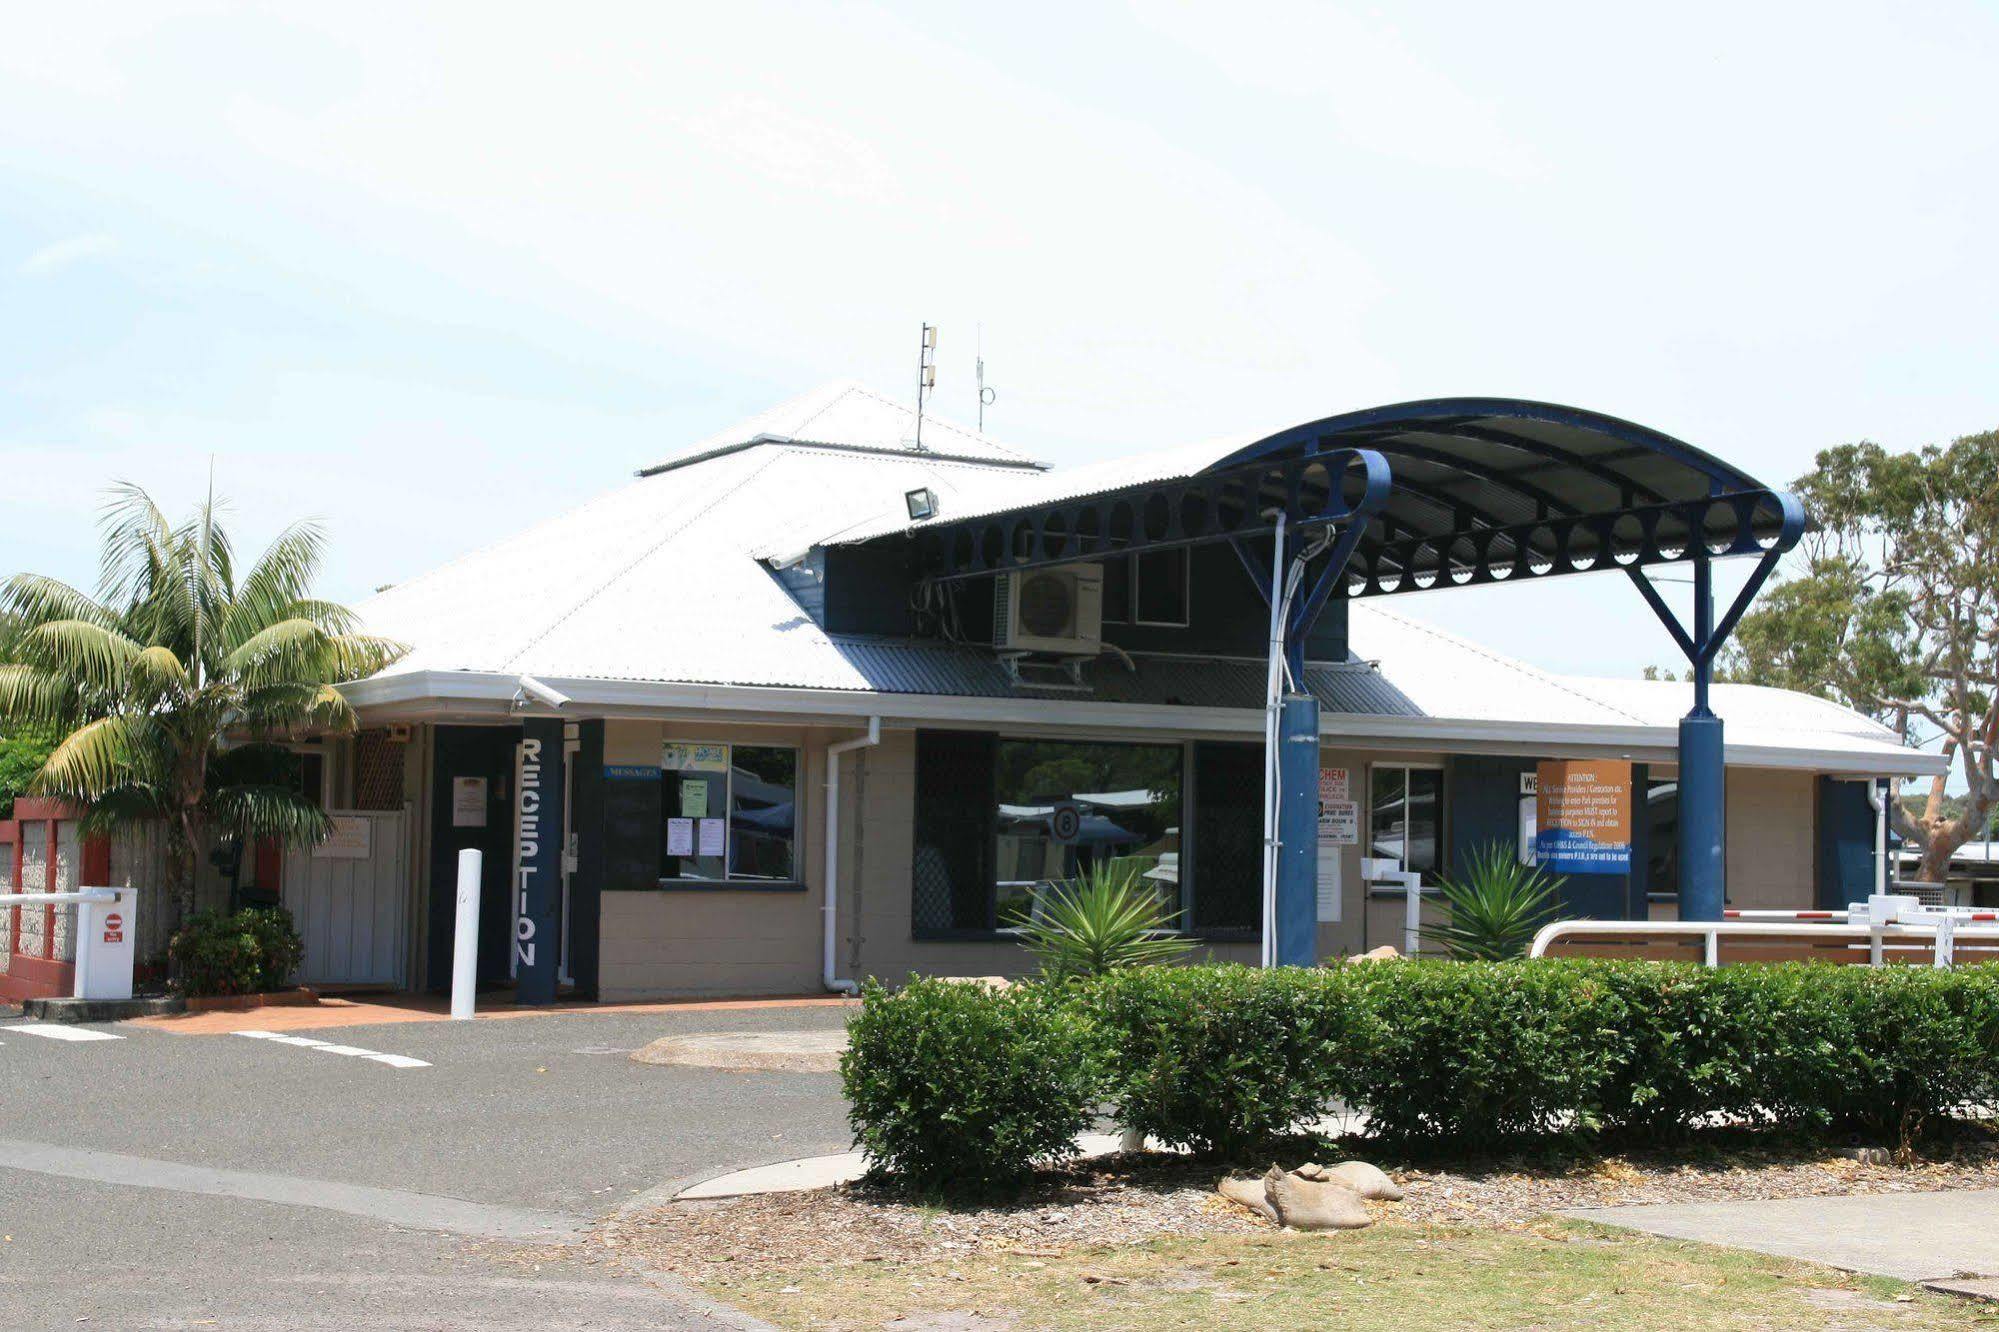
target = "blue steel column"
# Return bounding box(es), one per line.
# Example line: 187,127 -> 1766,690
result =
514,717 -> 565,1005
1275,693 -> 1321,966
1677,551 -> 1726,921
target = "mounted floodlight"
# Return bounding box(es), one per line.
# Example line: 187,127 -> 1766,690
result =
905,486 -> 940,521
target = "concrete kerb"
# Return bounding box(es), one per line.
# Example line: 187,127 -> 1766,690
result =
667,1116 -> 1369,1202
25,995 -> 184,1023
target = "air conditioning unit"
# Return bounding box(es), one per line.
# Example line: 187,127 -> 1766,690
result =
995,563 -> 1104,655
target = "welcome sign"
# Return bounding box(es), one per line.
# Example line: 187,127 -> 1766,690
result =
1534,760 -> 1632,874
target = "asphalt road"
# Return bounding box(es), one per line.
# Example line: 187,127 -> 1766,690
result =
0,1004 -> 856,1329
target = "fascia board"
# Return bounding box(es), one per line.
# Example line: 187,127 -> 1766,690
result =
341,670 -> 1948,777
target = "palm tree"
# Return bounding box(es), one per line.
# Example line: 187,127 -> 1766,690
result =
0,483 -> 405,921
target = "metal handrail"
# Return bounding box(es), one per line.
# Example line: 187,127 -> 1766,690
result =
0,888 -> 117,907
1529,917 -> 1999,968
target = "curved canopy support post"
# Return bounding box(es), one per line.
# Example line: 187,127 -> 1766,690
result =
1623,492 -> 1805,921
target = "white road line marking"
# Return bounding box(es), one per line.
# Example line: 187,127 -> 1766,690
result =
231,1029 -> 429,1068
2,1024 -> 123,1043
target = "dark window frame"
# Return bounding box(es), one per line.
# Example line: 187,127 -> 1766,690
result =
912,730 -> 1251,942
657,740 -> 803,889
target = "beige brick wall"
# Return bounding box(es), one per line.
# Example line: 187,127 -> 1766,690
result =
587,719 -> 1825,995
594,717 -> 827,1000
1725,766 -> 1817,910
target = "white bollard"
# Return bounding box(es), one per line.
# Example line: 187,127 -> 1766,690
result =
450,848 -> 482,1020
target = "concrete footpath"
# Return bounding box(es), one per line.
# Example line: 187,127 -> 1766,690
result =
1570,1188 -> 1999,1293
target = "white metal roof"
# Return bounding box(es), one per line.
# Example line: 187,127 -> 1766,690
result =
350,383 -> 1944,777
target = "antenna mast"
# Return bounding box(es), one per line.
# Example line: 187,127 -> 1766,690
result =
913,323 -> 937,452
976,324 -> 996,431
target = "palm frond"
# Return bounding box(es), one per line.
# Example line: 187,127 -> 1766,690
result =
1,573 -> 121,633
98,482 -> 186,612
78,784 -> 173,837
129,644 -> 190,699
204,783 -> 332,847
223,617 -> 332,679
32,715 -> 139,803
0,665 -> 80,727
16,620 -> 144,696
239,681 -> 361,734
222,521 -> 328,647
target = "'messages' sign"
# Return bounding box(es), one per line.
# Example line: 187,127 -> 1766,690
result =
1534,760 -> 1632,873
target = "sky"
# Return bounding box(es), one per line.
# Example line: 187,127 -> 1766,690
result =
2,2 -> 1995,725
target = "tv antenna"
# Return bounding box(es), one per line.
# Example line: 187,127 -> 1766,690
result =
976,324 -> 996,431
913,323 -> 937,452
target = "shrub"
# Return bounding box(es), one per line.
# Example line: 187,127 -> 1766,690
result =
1418,843 -> 1563,960
167,906 -> 304,997
1740,964 -> 1999,1145
1007,862 -> 1195,981
1339,959 -> 1629,1147
841,978 -> 1102,1196
1088,959 -> 1999,1154
1088,964 -> 1364,1158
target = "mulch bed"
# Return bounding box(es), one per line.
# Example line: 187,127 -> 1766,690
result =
607,1134 -> 1999,1285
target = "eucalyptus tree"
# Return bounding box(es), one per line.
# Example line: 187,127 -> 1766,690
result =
0,484 -> 404,919
1724,430 -> 1996,885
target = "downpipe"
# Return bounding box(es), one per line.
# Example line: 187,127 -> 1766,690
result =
823,716 -> 881,995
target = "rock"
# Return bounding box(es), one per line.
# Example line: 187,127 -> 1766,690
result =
1217,1174 -> 1278,1223
1349,945 -> 1401,964
1325,1160 -> 1405,1202
1262,1165 -> 1372,1231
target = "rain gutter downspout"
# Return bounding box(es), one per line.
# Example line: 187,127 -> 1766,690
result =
1867,778 -> 1891,897
823,716 -> 881,995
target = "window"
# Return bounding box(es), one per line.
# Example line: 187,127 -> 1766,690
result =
660,741 -> 798,883
1369,764 -> 1444,880
1097,550 -> 1189,627
1645,778 -> 1679,901
995,739 -> 1181,926
913,732 -> 1183,935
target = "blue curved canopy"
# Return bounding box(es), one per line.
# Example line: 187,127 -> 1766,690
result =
877,396 -> 1805,599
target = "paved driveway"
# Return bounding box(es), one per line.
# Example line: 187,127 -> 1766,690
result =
0,1004 -> 854,1329
1569,1189 -> 1999,1284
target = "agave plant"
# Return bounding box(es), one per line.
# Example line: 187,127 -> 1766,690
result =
1007,860 -> 1195,980
1419,842 -> 1565,961
0,484 -> 405,922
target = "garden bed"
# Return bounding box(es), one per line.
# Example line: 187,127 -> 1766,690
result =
609,1136 -> 1999,1284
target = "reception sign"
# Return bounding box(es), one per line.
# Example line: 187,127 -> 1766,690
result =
1534,760 -> 1632,873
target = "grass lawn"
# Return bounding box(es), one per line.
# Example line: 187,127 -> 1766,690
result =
714,1220 -> 1999,1331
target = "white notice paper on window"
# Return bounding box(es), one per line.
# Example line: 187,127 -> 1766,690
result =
452,777 -> 487,828
1316,850 -> 1343,923
697,817 -> 726,857
666,818 -> 694,857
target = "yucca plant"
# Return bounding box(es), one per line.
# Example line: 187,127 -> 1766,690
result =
1419,842 -> 1566,961
1007,860 -> 1196,981
0,483 -> 405,923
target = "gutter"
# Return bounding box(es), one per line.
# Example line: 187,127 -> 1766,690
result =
822,717 -> 880,996
342,671 -> 1949,778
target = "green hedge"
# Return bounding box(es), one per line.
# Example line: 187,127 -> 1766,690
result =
843,961 -> 1999,1190
841,978 -> 1102,1196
